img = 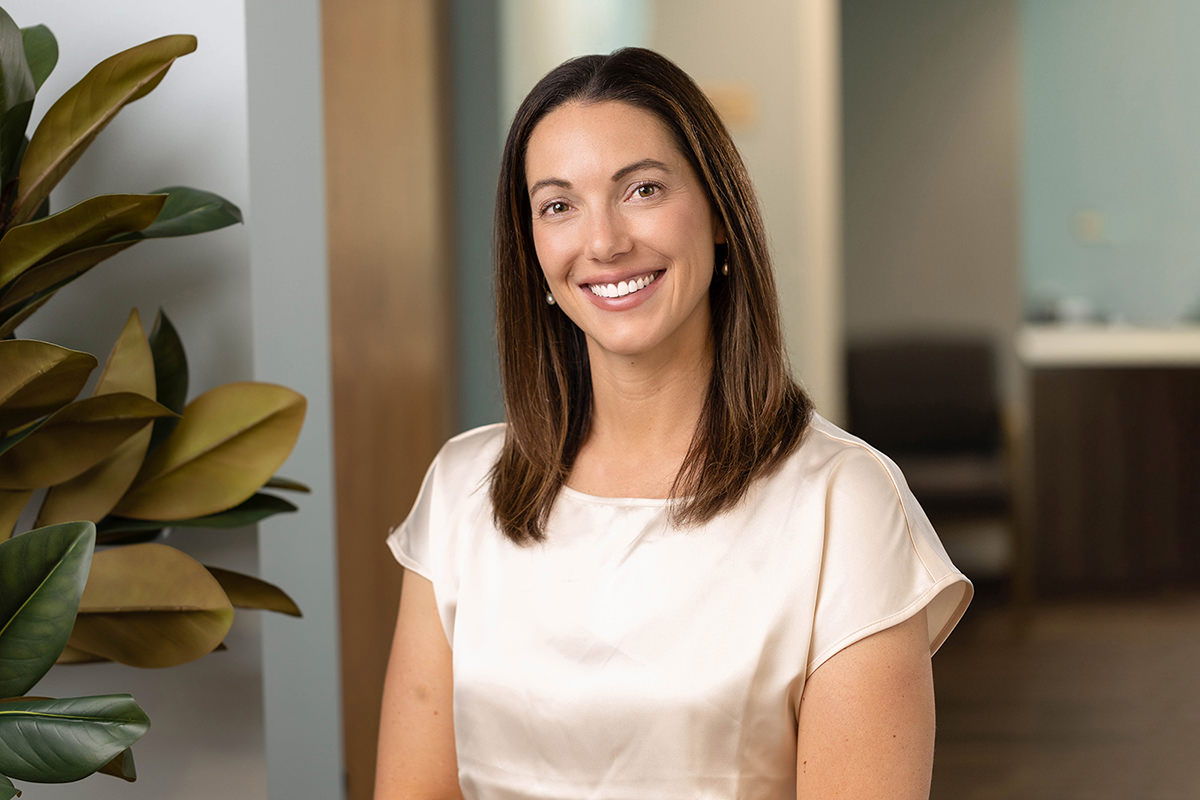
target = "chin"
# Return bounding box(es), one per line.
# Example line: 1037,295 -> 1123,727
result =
584,331 -> 661,361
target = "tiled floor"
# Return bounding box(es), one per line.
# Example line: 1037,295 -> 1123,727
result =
931,590 -> 1200,799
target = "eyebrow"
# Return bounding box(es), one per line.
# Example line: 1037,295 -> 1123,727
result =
527,158 -> 672,197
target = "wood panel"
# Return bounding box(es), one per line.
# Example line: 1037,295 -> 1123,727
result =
1029,367 -> 1200,595
322,2 -> 455,797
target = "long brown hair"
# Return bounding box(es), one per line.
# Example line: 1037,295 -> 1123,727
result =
491,47 -> 812,544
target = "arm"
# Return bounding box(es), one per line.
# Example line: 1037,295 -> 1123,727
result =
795,609 -> 935,799
374,569 -> 463,800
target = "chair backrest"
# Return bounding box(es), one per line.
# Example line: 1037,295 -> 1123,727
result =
845,336 -> 1001,455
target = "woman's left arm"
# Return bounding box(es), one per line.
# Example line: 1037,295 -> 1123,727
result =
795,609 -> 936,799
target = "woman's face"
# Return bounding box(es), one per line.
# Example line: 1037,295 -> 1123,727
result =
525,100 -> 723,367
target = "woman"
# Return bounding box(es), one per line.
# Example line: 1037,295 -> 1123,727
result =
376,48 -> 971,799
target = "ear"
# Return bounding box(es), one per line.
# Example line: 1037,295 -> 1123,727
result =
714,220 -> 727,245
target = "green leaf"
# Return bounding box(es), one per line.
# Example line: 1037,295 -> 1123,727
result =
0,694 -> 148,782
69,543 -> 232,668
97,747 -> 136,782
0,10 -> 33,115
92,528 -> 164,547
11,34 -> 197,226
0,290 -> 46,339
0,9 -> 34,186
0,340 -> 95,433
0,241 -> 135,325
0,193 -> 164,288
207,565 -> 302,617
98,492 -> 297,537
0,392 -> 173,490
0,772 -> 16,799
264,475 -> 311,493
0,98 -> 31,191
0,521 -> 95,698
38,311 -> 156,525
21,25 -> 58,92
146,309 -> 187,452
108,186 -> 242,242
115,383 -> 306,520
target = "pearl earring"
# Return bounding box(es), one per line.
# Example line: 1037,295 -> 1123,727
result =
546,291 -> 556,306
721,261 -> 730,276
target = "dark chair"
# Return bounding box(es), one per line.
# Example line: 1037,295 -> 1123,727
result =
845,336 -> 1016,589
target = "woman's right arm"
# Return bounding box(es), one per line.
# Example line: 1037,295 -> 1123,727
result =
374,569 -> 463,799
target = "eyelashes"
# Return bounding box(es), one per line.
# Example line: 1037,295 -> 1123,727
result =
534,181 -> 665,219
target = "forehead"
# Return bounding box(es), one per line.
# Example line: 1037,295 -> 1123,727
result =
524,100 -> 685,184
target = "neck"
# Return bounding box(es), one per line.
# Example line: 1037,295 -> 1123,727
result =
570,329 -> 714,498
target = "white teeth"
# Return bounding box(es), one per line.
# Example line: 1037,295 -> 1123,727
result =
588,271 -> 658,298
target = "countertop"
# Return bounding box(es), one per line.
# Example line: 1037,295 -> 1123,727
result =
1017,323 -> 1200,367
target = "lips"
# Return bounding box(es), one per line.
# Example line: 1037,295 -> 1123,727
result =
584,270 -> 662,299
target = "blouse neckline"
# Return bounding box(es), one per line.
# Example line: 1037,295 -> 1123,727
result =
558,484 -> 675,508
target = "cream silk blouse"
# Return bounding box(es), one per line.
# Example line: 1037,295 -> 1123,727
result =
388,415 -> 972,799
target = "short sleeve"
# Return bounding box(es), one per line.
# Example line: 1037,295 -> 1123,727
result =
807,447 -> 972,676
383,441 -> 470,646
383,424 -> 504,646
386,455 -> 440,582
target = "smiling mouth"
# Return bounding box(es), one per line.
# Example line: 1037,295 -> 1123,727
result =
586,271 -> 661,299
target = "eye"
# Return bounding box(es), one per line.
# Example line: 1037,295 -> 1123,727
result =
634,183 -> 659,199
539,200 -> 571,217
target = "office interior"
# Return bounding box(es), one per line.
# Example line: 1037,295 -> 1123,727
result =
9,0 -> 1197,798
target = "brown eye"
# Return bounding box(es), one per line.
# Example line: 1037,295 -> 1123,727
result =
636,184 -> 657,198
547,201 -> 569,215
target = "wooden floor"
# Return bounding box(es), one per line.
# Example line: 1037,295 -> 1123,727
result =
931,589 -> 1200,799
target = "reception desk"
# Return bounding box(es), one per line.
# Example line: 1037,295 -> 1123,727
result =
1018,325 -> 1200,595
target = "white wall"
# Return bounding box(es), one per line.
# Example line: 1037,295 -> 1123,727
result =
7,2 -> 265,798
841,0 -> 1021,408
243,2 -> 343,798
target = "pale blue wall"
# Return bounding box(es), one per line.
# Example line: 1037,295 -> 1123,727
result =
1022,0 -> 1200,324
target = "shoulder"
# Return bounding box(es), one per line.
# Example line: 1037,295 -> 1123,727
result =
426,422 -> 507,490
387,423 -> 505,575
781,413 -> 945,586
784,413 -> 913,507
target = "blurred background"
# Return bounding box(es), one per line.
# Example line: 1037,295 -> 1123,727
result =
8,0 -> 1198,798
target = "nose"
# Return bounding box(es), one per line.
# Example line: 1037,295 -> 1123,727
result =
584,208 -> 632,263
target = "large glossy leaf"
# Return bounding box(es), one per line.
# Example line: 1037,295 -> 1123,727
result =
109,186 -> 242,242
98,492 -> 297,538
0,340 -> 95,432
0,289 -> 46,338
0,694 -> 148,782
0,489 -> 29,539
38,311 -> 156,525
98,747 -> 136,781
0,241 -> 134,323
11,34 -> 197,225
0,8 -> 34,186
0,193 -> 163,288
21,25 -> 57,92
146,309 -> 187,452
0,521 -> 94,698
0,10 -> 33,115
115,383 -> 306,520
0,392 -> 172,490
207,566 -> 301,617
0,772 -> 15,799
69,542 -> 232,668
264,475 -> 311,493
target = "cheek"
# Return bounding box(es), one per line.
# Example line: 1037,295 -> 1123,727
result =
531,227 -> 570,279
